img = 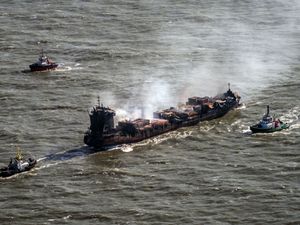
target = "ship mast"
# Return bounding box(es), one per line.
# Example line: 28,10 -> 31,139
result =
266,105 -> 270,117
97,96 -> 101,107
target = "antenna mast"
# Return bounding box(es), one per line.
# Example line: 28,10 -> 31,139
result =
97,96 -> 101,107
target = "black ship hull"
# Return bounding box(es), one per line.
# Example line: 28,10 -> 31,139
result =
29,63 -> 58,72
84,88 -> 240,149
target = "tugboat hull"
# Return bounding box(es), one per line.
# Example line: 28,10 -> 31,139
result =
250,123 -> 289,133
29,63 -> 58,72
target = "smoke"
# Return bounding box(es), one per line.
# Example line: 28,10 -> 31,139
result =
139,77 -> 175,118
116,77 -> 175,120
151,0 -> 300,101
92,0 -> 300,122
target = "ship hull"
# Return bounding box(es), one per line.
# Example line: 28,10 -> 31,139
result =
250,123 -> 289,133
84,100 -> 240,148
29,63 -> 58,72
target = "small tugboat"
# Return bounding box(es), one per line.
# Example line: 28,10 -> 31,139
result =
0,147 -> 37,178
29,49 -> 58,72
250,105 -> 289,133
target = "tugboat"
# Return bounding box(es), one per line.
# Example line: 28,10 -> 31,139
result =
29,49 -> 58,72
0,147 -> 37,178
250,105 -> 289,133
84,83 -> 241,148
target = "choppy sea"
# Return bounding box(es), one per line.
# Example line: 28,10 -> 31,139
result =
0,1 -> 299,224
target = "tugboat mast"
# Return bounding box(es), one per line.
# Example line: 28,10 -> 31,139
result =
38,41 -> 44,57
97,96 -> 101,107
266,105 -> 270,116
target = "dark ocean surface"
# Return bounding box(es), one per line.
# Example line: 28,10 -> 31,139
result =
0,1 -> 299,224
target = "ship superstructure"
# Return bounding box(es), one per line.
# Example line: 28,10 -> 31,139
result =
84,84 -> 240,148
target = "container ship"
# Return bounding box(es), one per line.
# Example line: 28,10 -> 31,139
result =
84,84 -> 241,148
